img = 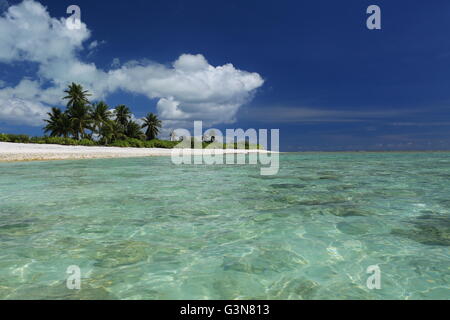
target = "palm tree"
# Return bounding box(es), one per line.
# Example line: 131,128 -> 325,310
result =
91,101 -> 111,134
66,103 -> 92,140
43,107 -> 72,138
99,119 -> 125,145
62,83 -> 93,140
126,121 -> 145,140
114,105 -> 131,129
141,113 -> 162,140
63,82 -> 91,108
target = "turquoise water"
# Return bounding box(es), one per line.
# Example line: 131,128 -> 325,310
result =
0,152 -> 449,299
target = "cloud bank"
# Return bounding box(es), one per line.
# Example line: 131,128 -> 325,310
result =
0,0 -> 264,129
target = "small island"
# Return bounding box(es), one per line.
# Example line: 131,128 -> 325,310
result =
0,83 -> 264,161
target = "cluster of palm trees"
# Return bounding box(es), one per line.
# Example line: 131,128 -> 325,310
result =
44,83 -> 162,144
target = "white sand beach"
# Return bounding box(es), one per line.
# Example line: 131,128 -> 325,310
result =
0,142 -> 271,162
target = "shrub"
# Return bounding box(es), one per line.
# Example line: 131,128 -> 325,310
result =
110,140 -> 131,148
221,142 -> 263,150
143,140 -> 156,148
152,139 -> 179,149
78,138 -> 96,146
3,134 -> 31,143
43,137 -> 63,145
0,133 -> 8,142
30,136 -> 46,144
62,138 -> 79,145
41,137 -> 78,145
1,133 -> 223,150
125,138 -> 145,148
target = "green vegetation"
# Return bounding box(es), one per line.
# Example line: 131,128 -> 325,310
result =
173,138 -> 263,150
0,133 -> 31,143
0,133 -> 263,150
43,82 -> 163,146
141,113 -> 162,140
1,82 -> 263,150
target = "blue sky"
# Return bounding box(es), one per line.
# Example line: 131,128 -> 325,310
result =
1,0 -> 450,151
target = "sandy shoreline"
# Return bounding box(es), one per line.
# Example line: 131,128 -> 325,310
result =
0,142 -> 272,162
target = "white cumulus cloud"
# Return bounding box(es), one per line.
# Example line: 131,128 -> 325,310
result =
0,0 -> 264,128
0,97 -> 49,126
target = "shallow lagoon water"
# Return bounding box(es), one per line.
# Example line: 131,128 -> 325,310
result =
0,152 -> 449,299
